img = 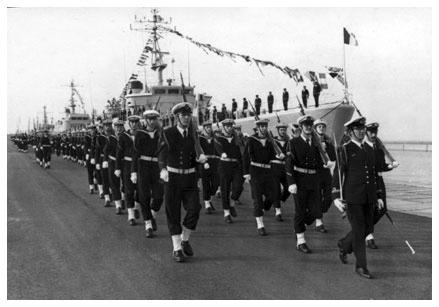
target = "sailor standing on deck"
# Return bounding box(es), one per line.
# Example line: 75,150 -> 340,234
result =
334,117 -> 384,279
286,115 -> 325,253
271,122 -> 290,221
158,102 -> 207,262
132,110 -> 164,238
364,122 -> 398,249
116,115 -> 141,225
314,119 -> 336,232
243,119 -> 279,235
199,120 -> 219,214
214,118 -> 243,223
107,120 -> 125,215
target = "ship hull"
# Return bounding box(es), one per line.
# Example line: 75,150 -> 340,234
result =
232,102 -> 355,142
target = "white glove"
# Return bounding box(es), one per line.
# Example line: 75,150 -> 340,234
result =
221,153 -> 228,159
81,145 -> 85,149
160,169 -> 169,182
130,172 -> 137,184
197,153 -> 207,163
90,158 -> 96,165
204,163 -> 210,170
102,161 -> 108,169
243,133 -> 249,137
114,169 -> 121,177
276,153 -> 285,160
334,198 -> 346,213
243,174 -> 251,181
33,145 -> 36,149
392,161 -> 399,168
288,184 -> 297,194
85,154 -> 90,160
96,164 -> 101,170
325,160 -> 336,176
377,199 -> 385,210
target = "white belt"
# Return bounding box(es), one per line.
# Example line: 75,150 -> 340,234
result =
167,166 -> 196,174
251,161 -> 271,169
108,155 -> 116,161
42,145 -> 51,147
100,154 -> 104,157
140,155 -> 158,162
270,160 -> 285,165
124,156 -> 132,161
205,155 -> 219,159
220,158 -> 238,162
294,166 -> 317,174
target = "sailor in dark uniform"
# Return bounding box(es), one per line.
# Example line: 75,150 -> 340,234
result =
214,118 -> 243,223
158,102 -> 207,262
199,120 -> 219,214
364,122 -> 398,249
286,115 -> 325,253
104,120 -> 124,214
93,124 -> 105,199
39,130 -> 52,169
333,117 -> 384,279
132,110 -> 164,238
84,124 -> 96,194
98,119 -> 113,207
271,122 -> 290,221
314,119 -> 336,232
116,115 -> 141,225
243,119 -> 280,235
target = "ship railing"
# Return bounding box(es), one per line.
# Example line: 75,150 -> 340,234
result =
384,141 -> 432,152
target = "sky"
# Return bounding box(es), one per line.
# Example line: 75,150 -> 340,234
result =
7,7 -> 431,141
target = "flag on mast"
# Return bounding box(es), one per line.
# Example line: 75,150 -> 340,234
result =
343,27 -> 359,46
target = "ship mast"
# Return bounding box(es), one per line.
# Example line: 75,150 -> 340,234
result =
131,8 -> 170,86
69,80 -> 77,114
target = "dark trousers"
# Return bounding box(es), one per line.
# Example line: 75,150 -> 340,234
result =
219,162 -> 243,209
122,161 -> 136,208
272,164 -> 290,207
283,100 -> 288,111
138,162 -> 163,221
42,147 -> 51,163
86,160 -> 94,185
314,94 -> 319,108
268,103 -> 273,113
108,160 -> 122,201
371,176 -> 387,230
250,169 -> 276,217
255,105 -> 261,115
201,160 -> 219,200
318,169 -> 333,213
340,203 -> 374,269
165,172 -> 201,235
294,184 -> 322,233
101,167 -> 110,195
302,97 -> 308,108
94,165 -> 102,185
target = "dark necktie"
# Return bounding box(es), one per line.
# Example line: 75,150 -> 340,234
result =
307,139 -> 311,147
183,130 -> 187,138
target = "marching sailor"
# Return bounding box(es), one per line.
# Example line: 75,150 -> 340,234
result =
364,122 -> 398,249
314,119 -> 336,232
243,118 -> 279,235
333,116 -> 384,279
271,122 -> 290,221
39,129 -> 52,169
98,119 -> 113,207
132,110 -> 164,238
93,124 -> 105,199
116,115 -> 141,225
158,102 -> 207,262
214,118 -> 243,223
286,115 -> 325,253
199,120 -> 219,214
84,124 -> 96,194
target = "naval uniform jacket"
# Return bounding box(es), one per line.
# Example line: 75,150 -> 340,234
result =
243,135 -> 276,176
115,131 -> 135,171
95,133 -> 109,165
132,129 -> 160,173
83,134 -> 92,160
286,135 -> 324,189
214,135 -> 242,167
103,134 -> 118,164
333,140 -> 382,205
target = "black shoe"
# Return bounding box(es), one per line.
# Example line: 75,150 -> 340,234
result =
173,250 -> 185,263
129,219 -> 136,226
355,267 -> 372,279
104,200 -> 111,207
258,227 -> 267,236
337,240 -> 348,264
145,228 -> 154,238
316,225 -> 327,233
134,209 -> 140,219
205,207 -> 213,215
366,239 -> 378,249
89,188 -> 94,194
115,207 -> 123,215
275,214 -> 284,222
297,243 -> 311,254
99,193 -> 104,199
181,241 -> 194,256
151,217 -> 157,231
224,215 -> 233,223
229,206 -> 237,217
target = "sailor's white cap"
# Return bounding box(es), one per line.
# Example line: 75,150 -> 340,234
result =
143,109 -> 160,118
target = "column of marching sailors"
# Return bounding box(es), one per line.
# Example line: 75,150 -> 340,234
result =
20,103 -> 400,279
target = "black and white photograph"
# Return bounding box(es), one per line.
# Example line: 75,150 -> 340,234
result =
4,1 -> 433,301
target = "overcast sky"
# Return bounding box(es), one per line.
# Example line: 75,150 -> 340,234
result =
7,7 -> 431,141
